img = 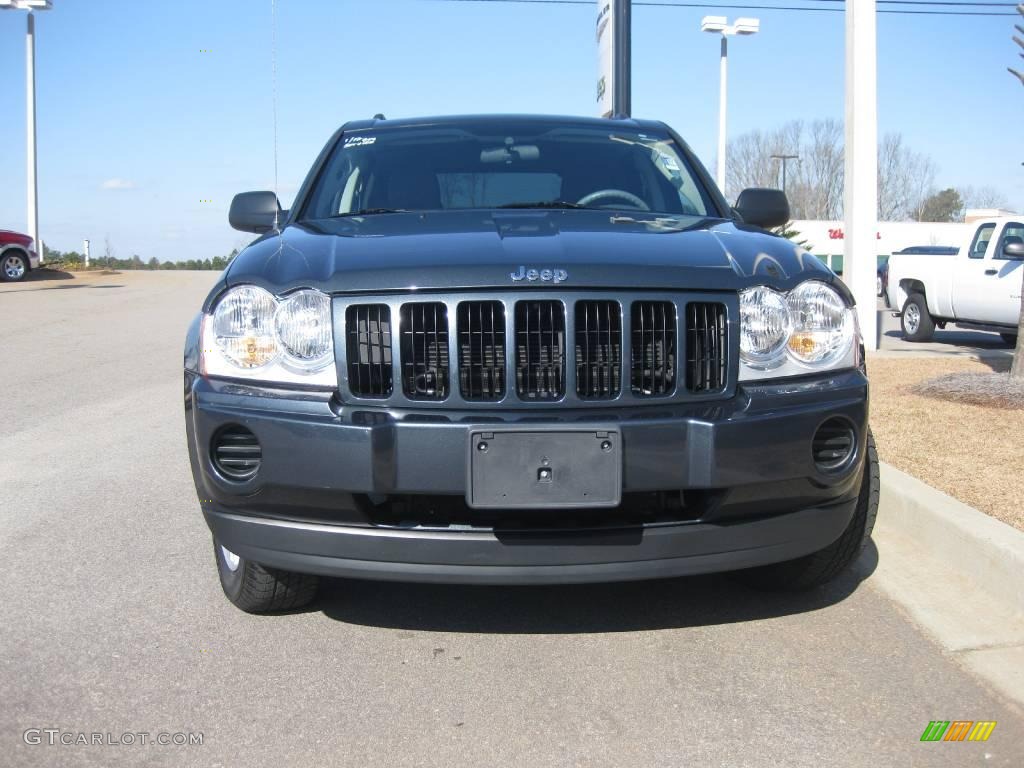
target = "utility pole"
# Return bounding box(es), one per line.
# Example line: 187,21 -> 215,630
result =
771,153 -> 799,194
844,0 -> 879,351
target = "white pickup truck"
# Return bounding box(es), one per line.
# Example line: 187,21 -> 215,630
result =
887,217 -> 1024,344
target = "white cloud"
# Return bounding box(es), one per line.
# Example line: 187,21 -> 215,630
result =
100,178 -> 137,190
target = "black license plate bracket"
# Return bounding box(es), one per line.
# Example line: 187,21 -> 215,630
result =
467,428 -> 622,509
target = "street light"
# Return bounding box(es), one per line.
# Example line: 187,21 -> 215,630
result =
1,0 -> 52,264
701,15 -> 759,195
770,153 -> 799,194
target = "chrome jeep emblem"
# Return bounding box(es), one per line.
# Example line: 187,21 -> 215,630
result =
510,265 -> 568,283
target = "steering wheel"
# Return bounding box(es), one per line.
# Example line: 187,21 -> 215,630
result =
576,189 -> 650,211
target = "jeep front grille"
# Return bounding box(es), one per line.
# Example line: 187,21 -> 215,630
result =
630,301 -> 676,396
400,302 -> 449,400
458,300 -> 506,401
346,304 -> 393,397
686,302 -> 727,393
515,300 -> 565,400
575,300 -> 621,399
337,292 -> 732,408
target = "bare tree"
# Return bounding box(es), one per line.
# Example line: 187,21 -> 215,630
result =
728,122 -> 932,221
959,185 -> 1009,211
878,133 -> 935,221
726,119 -> 844,219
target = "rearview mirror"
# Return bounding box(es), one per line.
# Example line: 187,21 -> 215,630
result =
229,191 -> 283,234
733,188 -> 790,230
1003,241 -> 1024,260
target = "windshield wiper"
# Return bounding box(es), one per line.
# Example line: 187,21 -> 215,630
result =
331,208 -> 409,217
497,200 -> 587,210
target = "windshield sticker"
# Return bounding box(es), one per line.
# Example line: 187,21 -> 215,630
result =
343,136 -> 377,149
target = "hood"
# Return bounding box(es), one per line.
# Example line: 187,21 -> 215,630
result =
220,210 -> 838,301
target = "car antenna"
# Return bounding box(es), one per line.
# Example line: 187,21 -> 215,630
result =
373,113 -> 386,121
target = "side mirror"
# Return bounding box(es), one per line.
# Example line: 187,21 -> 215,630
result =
733,188 -> 790,230
1003,241 -> 1024,260
229,191 -> 283,234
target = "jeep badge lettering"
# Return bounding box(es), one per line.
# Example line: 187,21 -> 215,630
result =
510,266 -> 568,283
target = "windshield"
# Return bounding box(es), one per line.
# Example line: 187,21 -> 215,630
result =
301,121 -> 717,220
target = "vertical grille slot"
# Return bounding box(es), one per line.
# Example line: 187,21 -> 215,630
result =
458,301 -> 506,400
515,300 -> 565,400
630,301 -> 676,396
575,300 -> 622,398
686,302 -> 727,393
400,302 -> 449,399
346,304 -> 393,397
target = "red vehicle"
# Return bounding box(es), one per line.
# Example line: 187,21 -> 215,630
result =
0,230 -> 39,282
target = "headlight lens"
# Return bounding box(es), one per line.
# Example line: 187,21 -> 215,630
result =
786,280 -> 854,364
739,286 -> 791,368
212,285 -> 279,368
275,290 -> 332,370
202,285 -> 337,388
739,280 -> 858,380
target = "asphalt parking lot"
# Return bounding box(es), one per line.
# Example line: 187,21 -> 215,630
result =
875,297 -> 1016,360
1,269 -> 1022,767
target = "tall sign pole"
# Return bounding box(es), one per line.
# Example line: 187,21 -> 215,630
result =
596,0 -> 630,117
27,11 -> 41,263
843,0 -> 878,351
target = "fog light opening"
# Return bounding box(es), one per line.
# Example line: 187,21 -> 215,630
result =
211,425 -> 262,481
812,418 -> 856,473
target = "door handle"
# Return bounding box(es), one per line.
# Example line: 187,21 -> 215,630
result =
985,269 -> 998,275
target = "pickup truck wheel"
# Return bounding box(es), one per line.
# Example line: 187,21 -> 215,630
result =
901,294 -> 934,342
2,252 -> 28,282
213,537 -> 318,613
733,431 -> 879,591
1001,333 -> 1018,347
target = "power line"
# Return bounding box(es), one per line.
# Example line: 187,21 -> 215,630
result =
425,0 -> 1018,16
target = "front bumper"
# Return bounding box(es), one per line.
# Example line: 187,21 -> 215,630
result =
185,369 -> 869,584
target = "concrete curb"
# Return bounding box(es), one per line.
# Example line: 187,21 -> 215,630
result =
878,462 -> 1024,613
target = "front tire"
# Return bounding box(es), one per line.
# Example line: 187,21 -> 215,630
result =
1000,333 -> 1017,347
214,537 -> 318,613
2,252 -> 29,282
734,431 -> 879,591
901,294 -> 935,342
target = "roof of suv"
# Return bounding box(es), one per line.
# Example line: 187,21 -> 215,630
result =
339,114 -> 671,133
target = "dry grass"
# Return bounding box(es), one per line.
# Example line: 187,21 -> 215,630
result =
868,356 -> 1024,532
913,371 -> 1024,410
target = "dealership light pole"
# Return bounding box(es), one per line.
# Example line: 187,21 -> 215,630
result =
1,0 -> 51,263
701,16 -> 759,194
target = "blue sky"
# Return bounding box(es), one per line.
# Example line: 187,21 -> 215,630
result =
0,0 -> 1021,261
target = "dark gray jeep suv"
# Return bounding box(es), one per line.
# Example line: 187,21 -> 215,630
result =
183,115 -> 876,613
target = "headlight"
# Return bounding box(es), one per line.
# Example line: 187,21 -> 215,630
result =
275,290 -> 333,370
201,286 -> 337,388
739,286 -> 791,369
213,285 -> 279,368
739,280 -> 858,381
786,280 -> 854,365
